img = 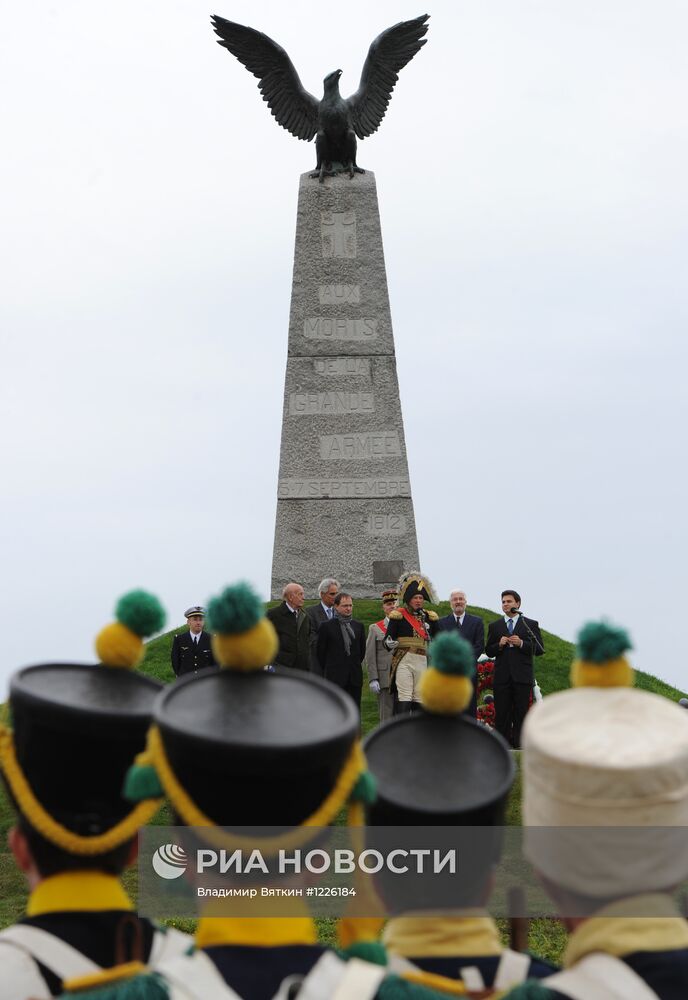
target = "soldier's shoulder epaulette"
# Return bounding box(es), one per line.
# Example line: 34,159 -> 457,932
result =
426,610 -> 439,621
388,609 -> 403,620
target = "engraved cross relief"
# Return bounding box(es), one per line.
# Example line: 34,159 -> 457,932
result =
321,211 -> 357,258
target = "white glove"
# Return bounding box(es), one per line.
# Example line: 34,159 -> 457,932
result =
369,680 -> 381,695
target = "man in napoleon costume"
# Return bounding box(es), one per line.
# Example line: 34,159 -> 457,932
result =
384,572 -> 439,714
0,591 -> 190,999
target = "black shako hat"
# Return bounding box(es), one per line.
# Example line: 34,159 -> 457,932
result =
0,590 -> 166,845
364,629 -> 514,826
9,663 -> 162,836
154,667 -> 358,831
364,712 -> 514,826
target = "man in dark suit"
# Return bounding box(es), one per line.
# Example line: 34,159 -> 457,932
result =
266,582 -> 311,671
485,589 -> 544,749
316,591 -> 366,711
435,590 -> 484,717
171,605 -> 217,677
305,577 -> 340,676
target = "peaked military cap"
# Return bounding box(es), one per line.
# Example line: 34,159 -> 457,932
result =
184,606 -> 206,618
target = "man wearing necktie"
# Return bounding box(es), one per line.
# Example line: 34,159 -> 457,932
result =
485,590 -> 544,749
266,582 -> 311,671
306,577 -> 340,676
435,590 -> 484,717
170,606 -> 217,677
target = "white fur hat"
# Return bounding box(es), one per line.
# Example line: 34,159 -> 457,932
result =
522,687 -> 688,897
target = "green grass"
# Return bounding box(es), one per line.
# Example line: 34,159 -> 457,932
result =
1,602 -> 685,962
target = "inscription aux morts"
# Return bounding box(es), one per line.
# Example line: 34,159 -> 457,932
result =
304,317 -> 377,341
319,431 -> 401,461
288,391 -> 374,416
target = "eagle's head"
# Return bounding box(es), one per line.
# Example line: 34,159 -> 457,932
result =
323,69 -> 343,93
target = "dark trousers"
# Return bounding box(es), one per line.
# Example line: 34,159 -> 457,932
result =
494,677 -> 532,748
344,681 -> 362,714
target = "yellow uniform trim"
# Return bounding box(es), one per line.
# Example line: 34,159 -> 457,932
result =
401,969 -> 467,995
146,725 -> 365,854
384,913 -> 503,958
27,871 -> 134,917
63,961 -> 146,993
0,723 -> 163,855
196,915 -> 317,949
564,893 -> 688,968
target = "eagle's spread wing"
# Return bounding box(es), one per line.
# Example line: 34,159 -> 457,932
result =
211,15 -> 319,142
348,14 -> 429,140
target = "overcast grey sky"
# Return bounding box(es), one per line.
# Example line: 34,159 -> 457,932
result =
1,1 -> 686,694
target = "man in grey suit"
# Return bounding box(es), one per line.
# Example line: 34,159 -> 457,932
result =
365,589 -> 398,722
435,590 -> 485,718
306,577 -> 339,676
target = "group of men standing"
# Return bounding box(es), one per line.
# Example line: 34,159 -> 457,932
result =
261,575 -> 544,747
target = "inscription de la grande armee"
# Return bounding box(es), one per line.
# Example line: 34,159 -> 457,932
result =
211,13 -> 430,597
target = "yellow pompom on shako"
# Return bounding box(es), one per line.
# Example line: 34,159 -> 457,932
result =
570,620 -> 634,688
95,589 -> 166,668
419,631 -> 476,714
206,581 -> 279,670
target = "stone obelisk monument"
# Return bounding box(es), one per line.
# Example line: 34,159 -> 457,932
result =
271,172 -> 420,598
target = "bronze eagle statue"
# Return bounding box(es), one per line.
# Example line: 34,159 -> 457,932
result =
210,14 -> 429,181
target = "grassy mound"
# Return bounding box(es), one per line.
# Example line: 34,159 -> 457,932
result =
1,601 -> 684,960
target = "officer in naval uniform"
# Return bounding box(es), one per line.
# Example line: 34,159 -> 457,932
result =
363,630 -> 556,996
384,573 -> 439,713
170,605 -> 217,677
504,622 -> 688,1000
0,590 -> 190,999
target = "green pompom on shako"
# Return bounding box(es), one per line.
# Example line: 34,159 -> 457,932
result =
428,631 -> 476,677
207,581 -> 262,634
115,590 -> 166,638
419,632 -> 476,715
576,620 -> 631,663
